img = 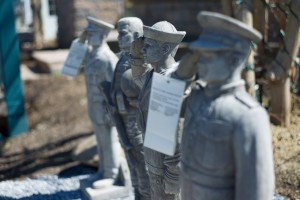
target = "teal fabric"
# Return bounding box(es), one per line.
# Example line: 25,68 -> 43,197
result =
0,0 -> 28,137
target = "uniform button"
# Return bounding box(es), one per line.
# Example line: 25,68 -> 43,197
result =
156,180 -> 160,184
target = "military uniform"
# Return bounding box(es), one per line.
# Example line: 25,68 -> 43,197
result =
130,21 -> 185,200
83,17 -> 120,181
85,43 -> 116,125
133,66 -> 183,200
84,43 -> 119,180
178,11 -> 274,200
181,81 -> 274,200
111,52 -> 151,200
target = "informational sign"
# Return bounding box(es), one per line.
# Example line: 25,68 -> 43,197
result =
61,39 -> 88,77
144,72 -> 186,156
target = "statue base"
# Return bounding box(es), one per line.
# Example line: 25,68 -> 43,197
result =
80,158 -> 133,200
83,185 -> 132,200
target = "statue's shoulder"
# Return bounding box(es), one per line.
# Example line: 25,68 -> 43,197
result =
192,80 -> 205,90
116,51 -> 122,59
165,62 -> 179,76
96,44 -> 117,60
186,81 -> 205,106
234,90 -> 259,109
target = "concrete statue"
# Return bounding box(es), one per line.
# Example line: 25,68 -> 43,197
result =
79,16 -> 120,189
109,17 -> 151,200
130,21 -> 186,200
174,11 -> 275,200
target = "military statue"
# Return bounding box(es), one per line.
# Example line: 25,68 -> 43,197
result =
130,21 -> 186,200
110,17 -> 151,200
80,17 -> 120,189
174,11 -> 275,200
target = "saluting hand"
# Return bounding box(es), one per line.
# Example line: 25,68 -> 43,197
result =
130,37 -> 144,59
175,50 -> 201,80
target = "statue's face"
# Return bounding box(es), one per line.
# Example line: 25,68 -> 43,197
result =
87,31 -> 102,46
117,23 -> 135,51
142,38 -> 163,64
196,51 -> 232,85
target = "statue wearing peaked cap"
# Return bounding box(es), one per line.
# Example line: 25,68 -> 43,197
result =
80,16 -> 120,189
174,11 -> 275,200
130,21 -> 186,200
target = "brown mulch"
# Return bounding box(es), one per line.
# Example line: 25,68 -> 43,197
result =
0,74 -> 299,199
0,75 -> 93,180
273,104 -> 300,199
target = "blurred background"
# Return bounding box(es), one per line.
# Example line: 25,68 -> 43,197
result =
0,0 -> 299,199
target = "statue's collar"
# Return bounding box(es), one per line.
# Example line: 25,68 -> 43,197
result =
203,80 -> 245,98
90,43 -> 109,52
123,52 -> 130,58
157,62 -> 178,75
158,68 -> 168,75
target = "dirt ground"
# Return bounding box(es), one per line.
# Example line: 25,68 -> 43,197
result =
272,101 -> 300,199
0,75 -> 93,181
0,74 -> 299,199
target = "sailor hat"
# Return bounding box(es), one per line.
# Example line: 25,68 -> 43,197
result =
190,11 -> 262,52
143,21 -> 186,44
85,16 -> 114,32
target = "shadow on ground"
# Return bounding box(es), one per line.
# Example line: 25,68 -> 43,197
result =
0,190 -> 89,200
0,132 -> 93,181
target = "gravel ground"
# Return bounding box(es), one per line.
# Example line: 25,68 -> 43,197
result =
0,164 -> 132,200
0,174 -> 288,200
0,164 -> 94,200
0,174 -> 90,200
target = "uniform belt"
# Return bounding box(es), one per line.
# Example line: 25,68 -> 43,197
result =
146,162 -> 165,176
130,135 -> 143,147
181,162 -> 234,188
165,169 -> 179,183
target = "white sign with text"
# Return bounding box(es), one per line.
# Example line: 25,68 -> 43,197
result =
144,72 -> 186,156
61,39 -> 88,77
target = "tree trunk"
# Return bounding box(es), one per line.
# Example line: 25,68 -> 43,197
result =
31,0 -> 43,49
234,0 -> 257,98
268,0 -> 300,126
253,0 -> 269,42
221,0 -> 234,17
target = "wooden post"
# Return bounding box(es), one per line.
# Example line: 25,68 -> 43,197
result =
234,0 -> 257,98
221,0 -> 234,16
31,0 -> 43,49
270,0 -> 287,30
253,0 -> 269,42
268,0 -> 300,126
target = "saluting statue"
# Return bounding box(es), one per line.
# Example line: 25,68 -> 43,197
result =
80,17 -> 120,189
174,11 -> 275,200
130,21 -> 185,200
110,17 -> 151,200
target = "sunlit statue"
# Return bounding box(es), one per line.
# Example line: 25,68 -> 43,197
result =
80,16 -> 120,189
110,17 -> 151,200
174,11 -> 275,200
130,21 -> 185,200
